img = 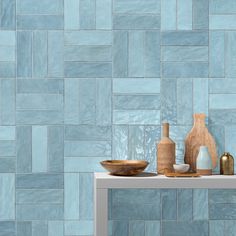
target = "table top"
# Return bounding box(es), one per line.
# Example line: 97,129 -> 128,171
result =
94,172 -> 236,189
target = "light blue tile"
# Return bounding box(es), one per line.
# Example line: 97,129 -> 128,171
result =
16,174 -> 64,189
48,31 -> 64,77
145,31 -> 160,77
16,189 -> 63,204
17,222 -> 31,236
32,31 -> 47,77
177,78 -> 193,125
209,221 -> 224,236
64,0 -> 79,29
64,45 -> 112,61
112,221 -> 128,236
0,141 -> 15,157
79,0 -> 95,29
1,79 -> 15,125
96,0 -> 112,29
1,0 -> 15,30
162,221 -> 208,236
64,173 -> 79,220
114,95 -> 160,110
129,221 -> 145,236
225,126 -> 236,161
210,94 -> 236,109
210,15 -> 236,30
177,189 -> 193,221
162,62 -> 209,78
16,111 -> 63,125
113,110 -> 160,125
65,31 -> 112,45
209,79 -> 236,93
17,0 -> 63,14
0,126 -> 15,140
193,78 -> 208,116
16,94 -> 63,110
0,46 -> 15,61
145,126 -> 161,172
161,79 -> 177,124
193,0 -> 209,29
96,78 -> 112,125
64,79 -> 79,124
113,14 -> 160,30
224,220 -> 236,236
128,126 -> 145,160
48,221 -> 63,236
129,31 -> 144,77
64,221 -> 93,235
112,125 -> 128,159
17,205 -> 63,220
48,126 -> 64,172
209,189 -> 236,204
113,78 -> 160,94
17,15 -> 63,30
16,126 -> 31,173
209,31 -> 224,78
114,0 -> 160,13
145,221 -> 160,236
210,204 -> 236,220
0,31 -> 15,45
0,158 -> 15,172
79,79 -> 96,124
161,31 -> 208,46
0,62 -> 15,77
32,221 -> 47,236
225,32 -> 236,77
65,156 -> 104,172
17,31 -> 32,77
209,110 -> 236,125
17,79 -> 64,94
0,174 -> 15,220
177,0 -> 192,30
0,221 -> 15,236
32,126 -> 47,173
65,125 -> 111,140
80,173 -> 93,220
65,140 -> 111,157
161,0 -> 176,30
64,62 -> 112,78
161,189 -> 177,220
113,31 -> 128,77
162,46 -> 208,61
210,0 -> 236,14
193,189 -> 208,220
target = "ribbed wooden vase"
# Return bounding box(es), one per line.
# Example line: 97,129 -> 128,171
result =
184,114 -> 217,172
157,123 -> 175,174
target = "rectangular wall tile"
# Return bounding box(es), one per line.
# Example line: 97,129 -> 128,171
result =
0,46 -> 15,61
193,0 -> 209,29
210,15 -> 236,30
225,32 -> 236,77
79,0 -> 95,29
210,94 -> 236,109
1,0 -> 16,29
0,31 -> 15,45
193,189 -> 208,220
209,221 -> 224,236
112,221 -> 128,236
210,0 -> 236,14
161,189 -> 177,220
161,0 -> 176,30
177,0 -> 192,30
145,221 -> 160,236
48,221 -> 63,236
64,221 -> 93,236
32,221 -> 47,236
0,221 -> 15,236
209,79 -> 236,93
129,221 -> 145,236
96,0 -> 112,29
0,158 -> 15,172
209,204 -> 236,220
177,189 -> 193,221
64,0 -> 79,29
0,174 -> 15,220
64,173 -> 80,220
17,222 -> 31,236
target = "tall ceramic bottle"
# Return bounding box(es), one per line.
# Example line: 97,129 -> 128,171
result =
157,123 -> 175,174
184,114 -> 217,172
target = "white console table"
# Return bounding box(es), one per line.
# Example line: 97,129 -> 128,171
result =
94,172 -> 236,236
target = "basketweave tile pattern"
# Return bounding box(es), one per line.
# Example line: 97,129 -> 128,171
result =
0,0 -> 235,235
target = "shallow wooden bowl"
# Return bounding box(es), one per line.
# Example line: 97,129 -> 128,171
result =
100,160 -> 149,176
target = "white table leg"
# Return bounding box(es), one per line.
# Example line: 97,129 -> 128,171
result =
94,187 -> 108,236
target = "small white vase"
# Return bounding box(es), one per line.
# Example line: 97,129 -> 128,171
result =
196,146 -> 212,175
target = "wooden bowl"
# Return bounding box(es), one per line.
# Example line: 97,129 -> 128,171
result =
100,160 -> 149,176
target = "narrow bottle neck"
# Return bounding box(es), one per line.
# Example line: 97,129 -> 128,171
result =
162,123 -> 169,137
194,114 -> 206,127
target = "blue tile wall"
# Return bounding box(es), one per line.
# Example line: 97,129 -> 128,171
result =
0,0 -> 236,235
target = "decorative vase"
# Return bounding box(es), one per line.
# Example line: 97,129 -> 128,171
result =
184,113 -> 217,172
220,152 -> 234,175
157,123 -> 175,174
196,146 -> 212,175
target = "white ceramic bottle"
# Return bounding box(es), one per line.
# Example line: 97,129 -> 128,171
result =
196,146 -> 212,175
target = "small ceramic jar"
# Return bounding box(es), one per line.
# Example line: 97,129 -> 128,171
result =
196,146 -> 212,175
